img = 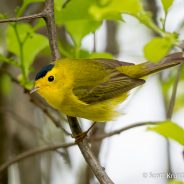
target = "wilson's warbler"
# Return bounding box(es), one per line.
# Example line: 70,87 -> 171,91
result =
31,52 -> 184,122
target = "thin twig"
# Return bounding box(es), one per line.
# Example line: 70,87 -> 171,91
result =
167,64 -> 183,119
92,121 -> 158,141
165,63 -> 183,177
0,142 -> 75,173
0,121 -> 158,174
0,13 -> 45,23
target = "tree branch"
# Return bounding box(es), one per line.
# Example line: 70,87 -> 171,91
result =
92,121 -> 158,141
0,142 -> 75,173
44,0 -> 60,61
43,0 -> 114,183
0,13 -> 45,23
0,121 -> 158,174
67,117 -> 114,184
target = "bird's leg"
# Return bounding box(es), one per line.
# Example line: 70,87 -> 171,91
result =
73,122 -> 97,143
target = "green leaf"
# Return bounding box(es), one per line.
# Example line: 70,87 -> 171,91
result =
59,41 -> 90,58
55,0 -> 144,47
0,74 -> 12,96
168,180 -> 184,184
89,0 -> 142,21
144,34 -> 178,62
55,0 -> 95,24
148,121 -> 184,145
89,52 -> 113,59
55,0 -> 102,47
161,0 -> 174,14
6,23 -> 49,78
65,20 -> 101,47
54,0 -> 64,11
33,19 -> 46,31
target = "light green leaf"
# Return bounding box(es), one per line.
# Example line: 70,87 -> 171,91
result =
6,23 -> 49,78
148,121 -> 184,145
168,180 -> 184,184
0,74 -> 12,96
161,0 -> 174,14
33,19 -> 46,31
65,20 -> 101,47
89,52 -> 113,59
55,0 -> 144,47
59,41 -> 90,58
144,34 -> 178,62
89,0 -> 142,21
55,0 -> 95,24
54,0 -> 64,11
55,0 -> 102,47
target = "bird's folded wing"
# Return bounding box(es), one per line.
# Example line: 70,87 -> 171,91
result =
73,70 -> 145,104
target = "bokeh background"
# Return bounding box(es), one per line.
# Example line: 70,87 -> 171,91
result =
0,0 -> 184,184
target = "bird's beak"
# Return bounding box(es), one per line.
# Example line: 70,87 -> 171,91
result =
30,86 -> 40,94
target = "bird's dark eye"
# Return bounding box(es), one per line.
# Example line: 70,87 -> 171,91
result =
48,76 -> 54,82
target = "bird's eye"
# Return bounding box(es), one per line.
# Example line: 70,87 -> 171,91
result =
48,76 -> 54,82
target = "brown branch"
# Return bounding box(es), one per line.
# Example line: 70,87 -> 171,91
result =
0,13 -> 45,23
43,0 -> 114,183
0,121 -> 158,174
44,0 -> 60,60
92,121 -> 158,141
0,142 -> 75,173
67,117 -> 114,184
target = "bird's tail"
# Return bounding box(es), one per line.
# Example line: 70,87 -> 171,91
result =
117,52 -> 184,78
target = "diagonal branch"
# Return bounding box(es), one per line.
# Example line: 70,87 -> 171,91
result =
43,0 -> 114,183
0,121 -> 158,174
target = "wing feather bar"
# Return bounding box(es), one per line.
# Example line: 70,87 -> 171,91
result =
79,71 -> 145,104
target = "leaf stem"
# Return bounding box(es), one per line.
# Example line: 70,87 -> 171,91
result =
13,23 -> 27,82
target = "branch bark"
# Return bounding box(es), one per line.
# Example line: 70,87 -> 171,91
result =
43,0 -> 114,183
0,13 -> 45,23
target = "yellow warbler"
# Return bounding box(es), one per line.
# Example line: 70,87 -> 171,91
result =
31,53 -> 184,122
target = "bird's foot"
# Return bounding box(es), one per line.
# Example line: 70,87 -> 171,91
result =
72,122 -> 96,143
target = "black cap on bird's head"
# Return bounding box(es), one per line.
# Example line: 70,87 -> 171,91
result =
35,64 -> 54,81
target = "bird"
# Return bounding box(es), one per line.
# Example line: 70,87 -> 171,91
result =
31,52 -> 184,122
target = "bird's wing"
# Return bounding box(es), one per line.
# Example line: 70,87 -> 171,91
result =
72,59 -> 145,104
